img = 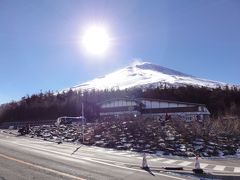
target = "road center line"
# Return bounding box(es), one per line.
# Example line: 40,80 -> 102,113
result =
0,153 -> 85,180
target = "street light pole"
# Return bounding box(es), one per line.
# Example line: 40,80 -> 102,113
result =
81,92 -> 85,143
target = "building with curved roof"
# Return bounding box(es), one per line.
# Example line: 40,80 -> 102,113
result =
98,98 -> 210,121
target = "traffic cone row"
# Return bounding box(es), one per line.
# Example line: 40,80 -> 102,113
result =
141,153 -> 204,174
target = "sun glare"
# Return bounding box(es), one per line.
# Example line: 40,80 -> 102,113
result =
82,26 -> 110,56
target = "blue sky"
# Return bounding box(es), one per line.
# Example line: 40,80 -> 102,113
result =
0,0 -> 240,104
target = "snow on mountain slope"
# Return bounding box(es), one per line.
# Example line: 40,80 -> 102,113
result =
69,61 -> 229,92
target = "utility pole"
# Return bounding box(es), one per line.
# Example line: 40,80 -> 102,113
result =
81,92 -> 85,143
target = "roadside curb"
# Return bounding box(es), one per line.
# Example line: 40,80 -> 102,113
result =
148,166 -> 240,180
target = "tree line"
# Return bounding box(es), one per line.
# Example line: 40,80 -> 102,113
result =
0,85 -> 240,123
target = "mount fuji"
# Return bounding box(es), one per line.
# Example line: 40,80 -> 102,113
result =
68,61 -> 231,92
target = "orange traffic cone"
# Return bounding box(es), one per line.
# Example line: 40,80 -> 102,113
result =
142,153 -> 149,169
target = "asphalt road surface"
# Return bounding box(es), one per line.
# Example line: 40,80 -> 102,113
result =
0,130 -> 239,180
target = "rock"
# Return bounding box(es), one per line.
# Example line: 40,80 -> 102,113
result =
123,143 -> 132,148
158,138 -> 165,143
116,145 -> 127,150
95,141 -> 104,146
179,147 -> 186,152
42,133 -> 51,138
165,136 -> 175,141
208,142 -> 217,146
193,141 -> 205,145
236,149 -> 240,157
185,151 -> 195,157
145,144 -> 151,148
202,152 -> 209,157
95,135 -> 101,139
165,148 -> 175,153
159,143 -> 166,148
194,145 -> 204,151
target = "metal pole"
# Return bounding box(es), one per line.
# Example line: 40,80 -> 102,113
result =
81,93 -> 84,143
82,101 -> 84,119
82,101 -> 84,143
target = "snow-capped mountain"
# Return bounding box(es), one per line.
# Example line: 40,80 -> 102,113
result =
68,61 -> 231,92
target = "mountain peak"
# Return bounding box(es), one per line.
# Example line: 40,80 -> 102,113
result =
68,60 -> 230,92
134,62 -> 192,77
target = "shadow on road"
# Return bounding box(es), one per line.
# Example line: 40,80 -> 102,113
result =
161,170 -> 240,180
71,145 -> 83,155
141,167 -> 155,176
193,173 -> 240,180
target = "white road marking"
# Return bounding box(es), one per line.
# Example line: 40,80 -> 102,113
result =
0,153 -> 86,180
104,151 -> 136,157
177,161 -> 192,166
200,163 -> 209,168
163,160 -> 178,164
95,149 -> 104,152
149,158 -> 165,162
233,167 -> 240,173
129,154 -> 138,157
105,150 -> 116,154
114,152 -> 127,155
123,154 -> 137,157
213,165 -> 226,171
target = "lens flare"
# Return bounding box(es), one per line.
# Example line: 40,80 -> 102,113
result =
82,26 -> 110,56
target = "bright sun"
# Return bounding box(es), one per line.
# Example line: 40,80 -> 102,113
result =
82,26 -> 110,56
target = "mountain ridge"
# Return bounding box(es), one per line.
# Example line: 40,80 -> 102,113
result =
66,61 -> 236,92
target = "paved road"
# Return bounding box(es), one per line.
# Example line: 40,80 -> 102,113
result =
0,131 -> 239,180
